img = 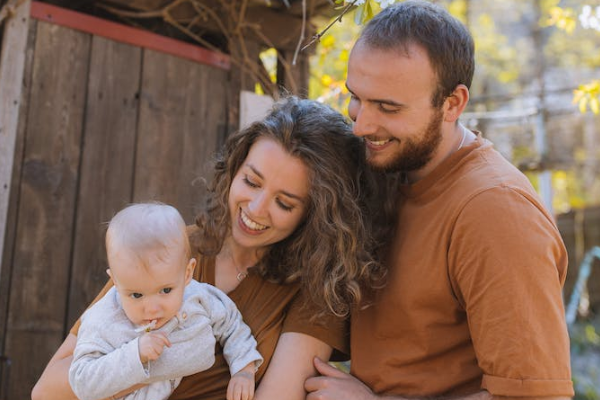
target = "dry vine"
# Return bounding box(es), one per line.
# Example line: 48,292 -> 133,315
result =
98,0 -> 316,97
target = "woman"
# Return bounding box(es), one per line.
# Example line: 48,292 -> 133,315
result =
32,96 -> 385,400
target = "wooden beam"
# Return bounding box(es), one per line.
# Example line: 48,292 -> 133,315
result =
29,1 -> 230,70
0,0 -> 30,306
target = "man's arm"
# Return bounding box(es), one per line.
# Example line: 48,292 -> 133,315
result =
305,358 -> 571,400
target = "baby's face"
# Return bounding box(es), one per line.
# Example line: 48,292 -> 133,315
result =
108,247 -> 193,330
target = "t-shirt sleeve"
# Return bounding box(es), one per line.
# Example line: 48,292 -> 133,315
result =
281,291 -> 349,359
449,186 -> 573,397
69,279 -> 114,336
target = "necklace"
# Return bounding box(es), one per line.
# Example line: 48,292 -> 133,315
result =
222,248 -> 250,282
235,266 -> 248,282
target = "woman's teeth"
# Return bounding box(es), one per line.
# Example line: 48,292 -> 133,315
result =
241,210 -> 268,231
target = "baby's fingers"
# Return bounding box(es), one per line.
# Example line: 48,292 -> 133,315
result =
149,332 -> 171,347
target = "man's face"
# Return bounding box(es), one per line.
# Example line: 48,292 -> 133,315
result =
346,42 -> 445,173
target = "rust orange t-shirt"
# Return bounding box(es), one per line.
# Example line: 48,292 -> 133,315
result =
71,234 -> 348,400
351,135 -> 573,398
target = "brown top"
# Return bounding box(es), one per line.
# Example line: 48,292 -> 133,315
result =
351,136 -> 573,398
71,232 -> 348,400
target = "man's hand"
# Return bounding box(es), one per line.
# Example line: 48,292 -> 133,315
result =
305,357 -> 378,400
227,363 -> 256,400
138,332 -> 171,363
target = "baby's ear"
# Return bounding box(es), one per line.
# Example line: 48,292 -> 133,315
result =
106,268 -> 114,282
185,258 -> 196,284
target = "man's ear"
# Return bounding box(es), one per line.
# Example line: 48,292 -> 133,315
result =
443,84 -> 469,123
185,258 -> 197,285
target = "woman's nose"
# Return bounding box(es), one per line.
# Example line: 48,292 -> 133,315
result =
247,192 -> 268,216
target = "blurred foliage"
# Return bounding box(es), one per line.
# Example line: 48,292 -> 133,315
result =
544,1 -> 600,113
544,5 -> 578,32
573,80 -> 600,114
309,0 -> 521,112
308,11 -> 361,114
570,320 -> 600,400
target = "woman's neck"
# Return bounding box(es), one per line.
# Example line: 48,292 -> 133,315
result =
220,237 -> 263,273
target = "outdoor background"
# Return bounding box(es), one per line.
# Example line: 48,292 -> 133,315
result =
1,0 -> 600,398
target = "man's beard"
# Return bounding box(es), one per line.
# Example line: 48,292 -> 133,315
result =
368,108 -> 444,174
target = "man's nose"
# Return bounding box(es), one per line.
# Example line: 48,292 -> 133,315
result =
352,106 -> 377,137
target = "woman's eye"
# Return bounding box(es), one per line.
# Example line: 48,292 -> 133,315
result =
276,199 -> 294,212
130,293 -> 143,299
243,176 -> 259,188
160,288 -> 172,294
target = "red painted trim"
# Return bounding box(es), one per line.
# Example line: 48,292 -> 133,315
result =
30,1 -> 230,70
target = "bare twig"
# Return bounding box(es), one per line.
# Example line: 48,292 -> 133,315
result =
291,0 -> 307,66
301,0 -> 357,52
98,0 -> 297,96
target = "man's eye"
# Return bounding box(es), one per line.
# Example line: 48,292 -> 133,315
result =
378,103 -> 400,113
130,293 -> 143,299
160,288 -> 172,294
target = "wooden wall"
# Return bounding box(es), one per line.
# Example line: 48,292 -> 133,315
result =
0,14 -> 228,400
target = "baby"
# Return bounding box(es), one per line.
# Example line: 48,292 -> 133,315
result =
69,203 -> 262,400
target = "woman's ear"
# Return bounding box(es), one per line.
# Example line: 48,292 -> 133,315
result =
443,84 -> 469,123
185,258 -> 197,285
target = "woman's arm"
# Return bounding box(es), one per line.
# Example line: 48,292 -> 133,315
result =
254,332 -> 332,400
32,333 -> 78,400
32,333 -> 145,400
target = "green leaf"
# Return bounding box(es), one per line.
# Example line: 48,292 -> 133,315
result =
354,3 -> 366,25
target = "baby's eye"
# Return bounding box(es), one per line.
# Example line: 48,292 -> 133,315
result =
130,293 -> 143,299
160,288 -> 172,294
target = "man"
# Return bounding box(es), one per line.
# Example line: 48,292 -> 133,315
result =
305,1 -> 573,399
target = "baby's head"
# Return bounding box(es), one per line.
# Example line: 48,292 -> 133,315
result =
105,203 -> 196,330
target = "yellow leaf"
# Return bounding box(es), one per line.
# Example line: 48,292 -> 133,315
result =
591,97 -> 600,114
321,35 -> 336,49
339,49 -> 349,62
579,96 -> 588,114
321,74 -> 333,86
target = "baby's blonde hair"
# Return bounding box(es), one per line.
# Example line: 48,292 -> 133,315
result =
106,202 -> 190,266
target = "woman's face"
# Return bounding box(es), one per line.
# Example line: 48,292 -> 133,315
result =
228,137 -> 310,253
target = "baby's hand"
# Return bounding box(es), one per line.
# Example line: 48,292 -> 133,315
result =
138,331 -> 170,363
226,363 -> 256,400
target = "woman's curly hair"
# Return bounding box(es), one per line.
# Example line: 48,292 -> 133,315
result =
194,96 -> 386,318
